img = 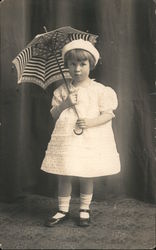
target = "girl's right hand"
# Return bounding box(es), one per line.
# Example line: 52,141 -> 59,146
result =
65,90 -> 78,107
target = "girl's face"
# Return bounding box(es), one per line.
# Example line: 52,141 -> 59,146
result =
67,59 -> 90,82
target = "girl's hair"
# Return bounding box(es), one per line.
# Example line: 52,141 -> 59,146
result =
64,49 -> 96,70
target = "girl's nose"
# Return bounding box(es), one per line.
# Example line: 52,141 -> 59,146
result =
75,64 -> 81,71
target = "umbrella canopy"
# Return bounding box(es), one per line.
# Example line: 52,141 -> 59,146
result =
12,26 -> 98,89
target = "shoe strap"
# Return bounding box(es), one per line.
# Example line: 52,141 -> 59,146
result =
58,210 -> 68,215
79,209 -> 90,214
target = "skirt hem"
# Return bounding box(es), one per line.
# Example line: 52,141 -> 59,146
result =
40,168 -> 121,178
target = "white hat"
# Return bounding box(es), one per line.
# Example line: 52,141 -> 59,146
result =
62,39 -> 100,65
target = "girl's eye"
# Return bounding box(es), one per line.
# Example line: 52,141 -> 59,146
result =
81,61 -> 88,66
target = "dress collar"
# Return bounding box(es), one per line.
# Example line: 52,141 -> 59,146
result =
68,79 -> 94,91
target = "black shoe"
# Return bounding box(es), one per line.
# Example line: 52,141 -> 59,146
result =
45,210 -> 69,227
78,209 -> 90,227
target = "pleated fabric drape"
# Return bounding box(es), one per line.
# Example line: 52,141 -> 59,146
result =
1,0 -> 155,203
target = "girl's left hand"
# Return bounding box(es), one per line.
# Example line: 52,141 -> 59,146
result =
76,118 -> 94,129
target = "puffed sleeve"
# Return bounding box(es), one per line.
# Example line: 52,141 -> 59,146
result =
50,88 -> 63,114
98,86 -> 118,117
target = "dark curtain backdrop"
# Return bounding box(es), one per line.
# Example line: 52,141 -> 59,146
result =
1,0 -> 156,203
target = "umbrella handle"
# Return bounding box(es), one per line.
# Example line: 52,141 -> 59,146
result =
72,107 -> 84,135
53,44 -> 83,136
73,128 -> 83,135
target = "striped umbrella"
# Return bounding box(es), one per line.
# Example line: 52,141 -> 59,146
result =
12,26 -> 98,90
12,26 -> 98,135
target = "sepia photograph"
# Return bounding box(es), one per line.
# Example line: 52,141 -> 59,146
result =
0,0 -> 156,249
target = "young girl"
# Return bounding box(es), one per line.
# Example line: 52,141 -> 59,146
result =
41,39 -> 120,227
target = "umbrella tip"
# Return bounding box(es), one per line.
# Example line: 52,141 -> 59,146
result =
43,26 -> 48,33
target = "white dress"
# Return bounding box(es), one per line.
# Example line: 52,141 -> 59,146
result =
41,80 -> 121,177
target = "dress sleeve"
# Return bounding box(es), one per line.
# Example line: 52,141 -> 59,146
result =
99,86 -> 118,116
50,88 -> 63,114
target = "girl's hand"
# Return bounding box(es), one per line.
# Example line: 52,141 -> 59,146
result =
65,90 -> 78,107
76,118 -> 94,129
76,113 -> 114,129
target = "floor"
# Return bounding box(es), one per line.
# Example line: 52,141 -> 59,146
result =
0,194 -> 156,249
